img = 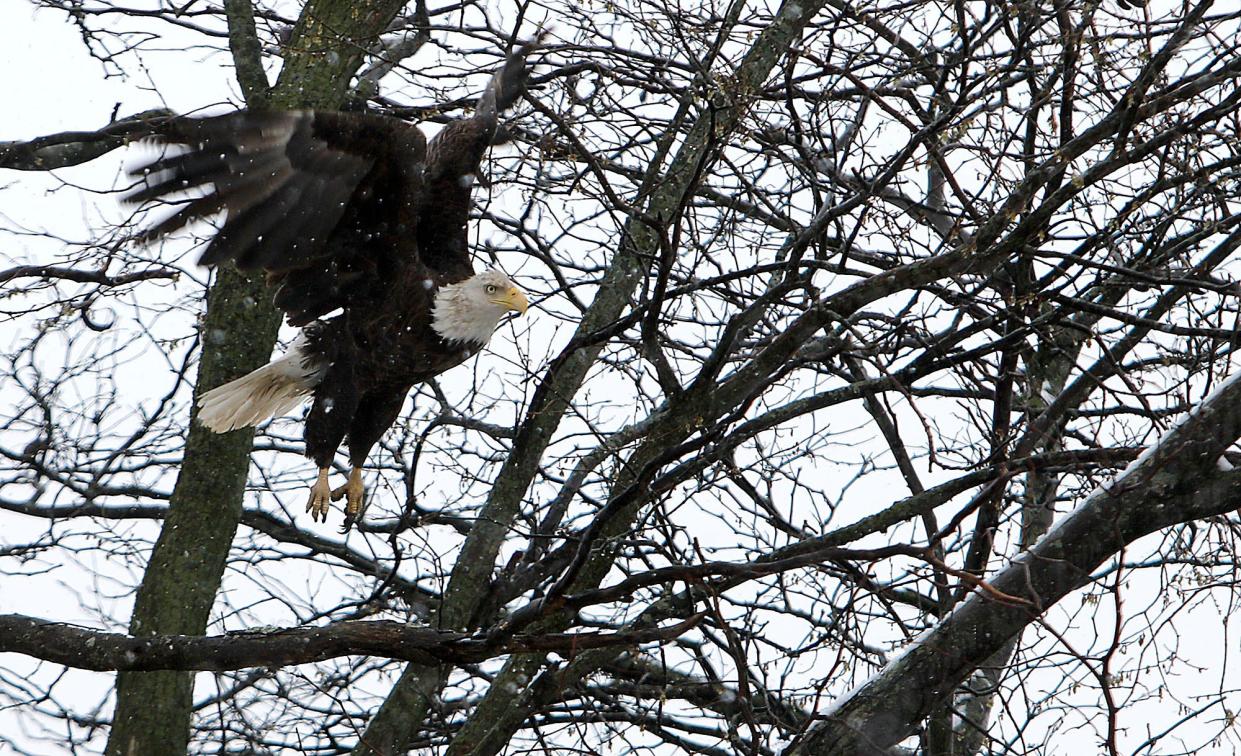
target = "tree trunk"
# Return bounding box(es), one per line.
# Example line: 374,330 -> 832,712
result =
105,1 -> 405,753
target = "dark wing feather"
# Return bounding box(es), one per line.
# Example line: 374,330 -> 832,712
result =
127,110 -> 429,325
128,111 -> 377,269
418,34 -> 544,276
271,259 -> 377,325
127,34 -> 540,325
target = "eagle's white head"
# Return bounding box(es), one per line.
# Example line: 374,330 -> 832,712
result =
431,269 -> 529,345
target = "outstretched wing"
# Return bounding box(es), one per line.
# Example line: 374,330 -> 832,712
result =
127,110 -> 427,325
418,34 -> 545,277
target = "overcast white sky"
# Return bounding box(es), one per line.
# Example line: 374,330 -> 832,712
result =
2,2 -> 1241,754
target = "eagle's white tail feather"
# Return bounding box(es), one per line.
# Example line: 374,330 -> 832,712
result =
197,335 -> 324,432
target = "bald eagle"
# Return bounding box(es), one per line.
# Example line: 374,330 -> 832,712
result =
127,39 -> 539,528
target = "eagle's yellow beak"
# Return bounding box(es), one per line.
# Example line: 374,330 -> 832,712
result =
493,286 -> 529,316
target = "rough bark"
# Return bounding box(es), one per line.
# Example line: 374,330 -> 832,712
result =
0,110 -> 173,171
0,614 -> 703,671
105,267 -> 282,756
104,1 -> 406,754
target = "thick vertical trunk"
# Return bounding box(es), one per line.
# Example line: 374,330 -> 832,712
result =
104,2 -> 405,753
107,267 -> 280,756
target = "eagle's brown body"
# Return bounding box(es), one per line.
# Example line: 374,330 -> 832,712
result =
129,38 -> 540,525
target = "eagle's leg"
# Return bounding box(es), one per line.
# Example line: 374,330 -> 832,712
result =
337,389 -> 410,530
331,466 -> 365,530
303,343 -> 360,523
306,468 -> 333,523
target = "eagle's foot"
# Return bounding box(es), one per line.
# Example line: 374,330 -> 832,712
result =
306,468 -> 333,523
331,466 -> 366,531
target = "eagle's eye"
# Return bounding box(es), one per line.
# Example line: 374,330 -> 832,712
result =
485,284 -> 498,294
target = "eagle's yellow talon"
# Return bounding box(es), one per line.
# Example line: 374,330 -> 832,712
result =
331,466 -> 366,530
306,467 -> 333,523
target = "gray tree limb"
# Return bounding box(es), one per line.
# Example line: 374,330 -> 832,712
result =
0,614 -> 705,672
788,372 -> 1241,753
0,109 -> 173,170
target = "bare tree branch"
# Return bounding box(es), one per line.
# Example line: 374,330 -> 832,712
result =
0,613 -> 706,671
